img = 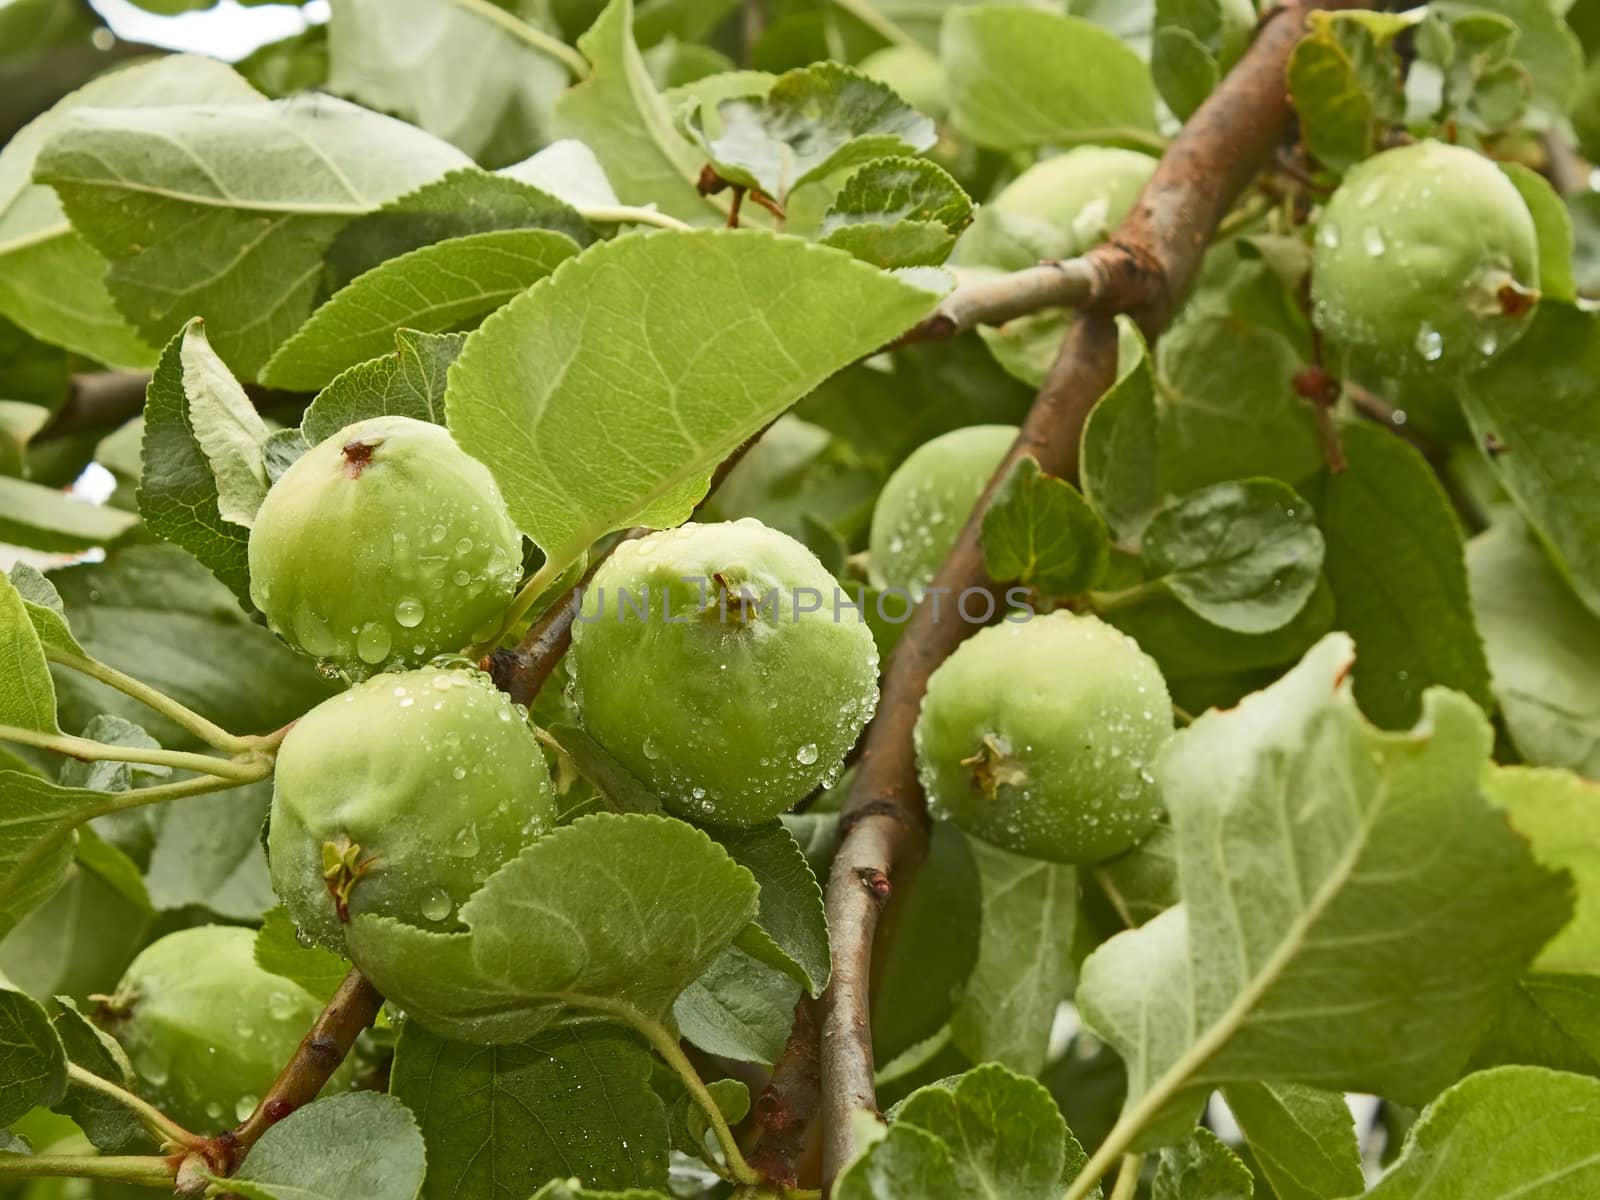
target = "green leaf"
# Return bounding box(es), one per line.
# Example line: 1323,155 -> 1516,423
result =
1434,0 -> 1583,120
255,906 -> 351,1002
1082,322 -> 1162,543
143,780 -> 275,921
47,544 -> 337,751
347,813 -> 759,1044
553,0 -> 721,224
1462,303 -> 1600,621
540,722 -> 664,817
835,1120 -> 963,1200
445,229 -> 942,574
1222,1081 -> 1364,1200
819,158 -> 972,270
667,1075 -> 748,1165
326,0 -> 572,167
35,94 -> 471,377
1316,423 -> 1491,729
821,157 -> 971,236
0,567 -> 57,734
1286,12 -> 1407,173
1471,974 -> 1600,1076
11,562 -> 87,661
949,840 -> 1077,1077
1075,635 -> 1570,1146
717,822 -> 830,996
942,5 -> 1157,152
1499,162 -> 1575,305
981,456 -> 1109,597
1362,1065 -> 1600,1198
138,324 -> 251,605
1486,766 -> 1600,974
392,1021 -> 669,1195
683,63 -> 934,206
0,477 -> 137,555
1142,479 -> 1323,635
51,996 -> 141,1152
1153,1127 -> 1252,1199
261,229 -> 579,392
1152,25 -> 1218,124
217,1092 -> 427,1200
672,945 -> 799,1065
180,320 -> 272,527
0,55 -> 258,369
498,140 -> 621,210
322,168 -> 592,294
892,1063 -> 1093,1200
1468,518 -> 1600,780
300,330 -> 466,447
0,987 -> 66,1127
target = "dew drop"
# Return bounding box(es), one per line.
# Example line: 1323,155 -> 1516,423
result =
795,743 -> 819,765
1413,324 -> 1443,362
450,823 -> 480,858
1362,225 -> 1385,256
453,570 -> 471,587
455,537 -> 474,555
642,735 -> 660,760
356,623 -> 392,665
452,765 -> 467,781
1318,220 -> 1340,248
420,888 -> 453,922
235,1095 -> 259,1123
395,598 -> 425,628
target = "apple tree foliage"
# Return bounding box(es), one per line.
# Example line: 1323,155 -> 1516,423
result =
0,0 -> 1598,1197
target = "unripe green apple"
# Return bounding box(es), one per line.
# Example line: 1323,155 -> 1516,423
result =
915,611 -> 1173,864
248,416 -> 523,676
101,925 -> 351,1132
1310,141 -> 1539,376
268,667 -> 556,950
868,425 -> 1017,600
956,147 -> 1156,271
568,519 -> 878,827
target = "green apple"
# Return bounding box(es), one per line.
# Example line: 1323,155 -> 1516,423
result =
101,926 -> 351,1132
915,611 -> 1173,863
268,667 -> 556,950
249,416 -> 522,677
568,519 -> 879,827
869,425 -> 1017,600
1311,140 -> 1539,376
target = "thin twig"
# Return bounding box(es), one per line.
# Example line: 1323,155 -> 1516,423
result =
815,1 -> 1369,1184
201,969 -> 385,1176
65,1063 -> 202,1151
886,257 -> 1106,348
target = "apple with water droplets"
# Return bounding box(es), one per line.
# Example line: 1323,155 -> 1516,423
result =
567,519 -> 879,827
869,424 -> 1017,601
99,925 -> 353,1132
915,611 -> 1173,864
267,666 -> 556,952
1311,140 -> 1539,377
248,415 -> 523,677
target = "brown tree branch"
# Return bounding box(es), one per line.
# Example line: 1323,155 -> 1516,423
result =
889,256 -> 1108,347
748,998 -> 824,1186
196,969 -> 385,1177
815,0 -> 1367,1184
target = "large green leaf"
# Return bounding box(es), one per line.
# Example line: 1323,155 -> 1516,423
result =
1317,422 -> 1491,730
1153,1128 -> 1253,1199
0,772 -> 119,942
216,1092 -> 427,1200
1486,766 -> 1600,974
1468,519 -> 1600,780
326,0 -> 572,167
261,229 -> 580,391
0,567 -> 57,735
1461,303 -> 1600,621
445,229 -> 942,574
0,987 -> 66,1127
299,330 -> 466,447
392,1022 -> 669,1195
672,945 -> 799,1065
949,840 -> 1077,1077
0,55 -> 258,369
1361,1066 -> 1600,1198
682,63 -> 934,205
981,456 -> 1109,598
1142,478 -> 1323,635
0,477 -> 136,556
553,0 -> 720,224
942,5 -> 1157,151
1222,1081 -> 1364,1200
1075,635 -> 1570,1160
346,813 -> 759,1044
716,821 -> 830,996
35,93 -> 471,377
